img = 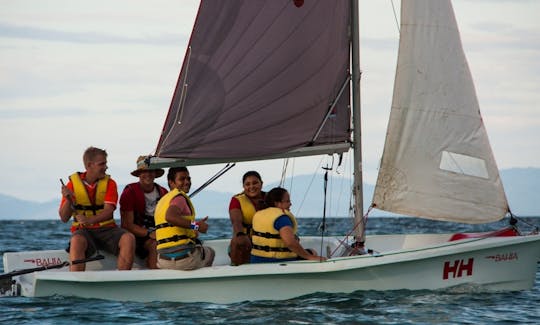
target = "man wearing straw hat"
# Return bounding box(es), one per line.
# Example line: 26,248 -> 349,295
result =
120,156 -> 168,269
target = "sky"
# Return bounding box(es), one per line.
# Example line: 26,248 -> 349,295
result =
1,0 -> 539,203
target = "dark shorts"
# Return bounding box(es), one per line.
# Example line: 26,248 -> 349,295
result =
135,236 -> 150,259
72,227 -> 128,257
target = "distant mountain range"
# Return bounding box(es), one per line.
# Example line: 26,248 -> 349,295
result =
1,168 -> 539,220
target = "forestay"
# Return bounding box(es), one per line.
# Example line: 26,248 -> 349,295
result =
155,0 -> 352,165
372,0 -> 508,223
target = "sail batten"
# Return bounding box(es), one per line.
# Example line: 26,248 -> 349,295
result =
149,142 -> 351,168
156,0 -> 352,162
372,0 -> 509,223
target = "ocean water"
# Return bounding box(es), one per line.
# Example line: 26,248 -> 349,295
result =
1,217 -> 539,324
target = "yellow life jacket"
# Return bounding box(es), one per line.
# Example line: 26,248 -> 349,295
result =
154,188 -> 197,250
235,193 -> 257,235
251,207 -> 298,259
70,172 -> 115,229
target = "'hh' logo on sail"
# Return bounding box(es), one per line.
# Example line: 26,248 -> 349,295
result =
443,258 -> 474,280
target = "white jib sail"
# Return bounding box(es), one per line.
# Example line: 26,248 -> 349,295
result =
372,0 -> 509,223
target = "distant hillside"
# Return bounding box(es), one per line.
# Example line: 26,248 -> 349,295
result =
0,194 -> 58,220
1,167 -> 539,219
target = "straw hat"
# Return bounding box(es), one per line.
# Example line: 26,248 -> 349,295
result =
131,156 -> 164,178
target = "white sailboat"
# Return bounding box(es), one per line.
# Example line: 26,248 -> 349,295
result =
2,0 -> 540,303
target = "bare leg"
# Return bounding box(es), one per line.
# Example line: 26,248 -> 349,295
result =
144,238 -> 158,269
69,234 -> 88,272
117,232 -> 135,270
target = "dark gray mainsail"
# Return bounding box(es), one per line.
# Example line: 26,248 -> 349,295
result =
155,0 -> 352,164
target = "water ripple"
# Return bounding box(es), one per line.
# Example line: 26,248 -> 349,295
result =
1,218 -> 539,324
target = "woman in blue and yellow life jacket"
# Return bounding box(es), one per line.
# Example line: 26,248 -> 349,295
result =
228,171 -> 266,265
250,187 -> 326,263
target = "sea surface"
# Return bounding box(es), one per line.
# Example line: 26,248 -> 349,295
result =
1,217 -> 539,324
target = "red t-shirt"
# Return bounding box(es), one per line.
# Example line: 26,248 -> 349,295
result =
228,194 -> 266,211
119,182 -> 168,215
229,196 -> 242,211
170,194 -> 193,216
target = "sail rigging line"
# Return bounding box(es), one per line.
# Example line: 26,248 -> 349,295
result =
511,213 -> 539,234
310,74 -> 351,144
390,0 -> 400,33
317,155 -> 342,256
279,158 -> 290,187
158,46 -> 193,155
329,205 -> 373,258
189,163 -> 236,198
288,159 -> 296,198
345,151 -> 355,219
293,156 -> 325,216
331,153 -> 351,218
339,235 -> 519,260
279,158 -> 295,207
319,164 -> 330,258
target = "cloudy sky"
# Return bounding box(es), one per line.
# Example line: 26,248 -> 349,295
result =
1,0 -> 539,203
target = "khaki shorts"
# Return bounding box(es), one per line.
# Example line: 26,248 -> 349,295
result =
157,245 -> 215,271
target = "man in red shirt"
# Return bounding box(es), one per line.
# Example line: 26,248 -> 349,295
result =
59,147 -> 135,271
120,156 -> 168,269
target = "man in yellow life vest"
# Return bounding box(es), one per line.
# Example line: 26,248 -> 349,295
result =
59,146 -> 136,271
154,166 -> 215,270
251,187 -> 326,263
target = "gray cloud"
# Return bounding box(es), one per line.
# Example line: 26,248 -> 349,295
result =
0,22 -> 184,46
0,107 -> 89,119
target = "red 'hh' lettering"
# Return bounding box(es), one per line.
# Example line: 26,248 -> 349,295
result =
443,258 -> 474,280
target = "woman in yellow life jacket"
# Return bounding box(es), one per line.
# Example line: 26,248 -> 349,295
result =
250,187 -> 326,263
228,171 -> 266,265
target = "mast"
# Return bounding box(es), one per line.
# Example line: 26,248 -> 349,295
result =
351,0 -> 365,244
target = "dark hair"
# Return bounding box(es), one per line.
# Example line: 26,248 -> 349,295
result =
167,166 -> 189,183
242,170 -> 262,184
265,187 -> 288,208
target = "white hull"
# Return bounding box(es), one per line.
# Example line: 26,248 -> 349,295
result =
4,233 -> 540,303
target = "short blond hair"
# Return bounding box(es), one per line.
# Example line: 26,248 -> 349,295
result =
83,146 -> 107,167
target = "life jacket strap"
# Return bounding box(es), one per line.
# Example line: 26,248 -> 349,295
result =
73,204 -> 105,216
252,244 -> 291,253
252,230 -> 281,239
157,235 -> 192,245
70,218 -> 116,232
155,222 -> 173,229
242,222 -> 253,233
